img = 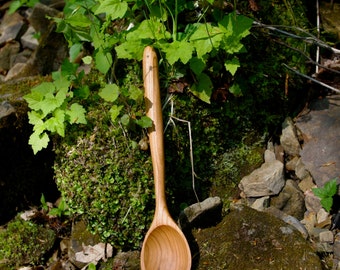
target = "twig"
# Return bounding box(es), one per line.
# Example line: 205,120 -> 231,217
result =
283,63 -> 340,93
164,95 -> 200,203
316,0 -> 320,74
252,21 -> 340,55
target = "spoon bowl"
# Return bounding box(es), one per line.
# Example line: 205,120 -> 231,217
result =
141,46 -> 192,270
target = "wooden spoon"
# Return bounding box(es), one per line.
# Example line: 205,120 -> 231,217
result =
141,46 -> 192,270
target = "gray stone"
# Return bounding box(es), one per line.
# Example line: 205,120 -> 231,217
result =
319,230 -> 333,243
21,26 -> 39,50
304,189 -> 322,213
0,41 -> 20,72
298,174 -> 315,192
5,62 -> 27,81
250,196 -> 270,211
295,95 -> 340,187
0,101 -> 16,120
264,149 -> 276,163
0,11 -> 26,45
286,156 -> 299,171
265,206 -> 309,239
295,157 -> 309,180
193,205 -> 322,270
179,196 -> 222,229
270,179 -> 306,220
280,117 -> 301,156
239,160 -> 284,197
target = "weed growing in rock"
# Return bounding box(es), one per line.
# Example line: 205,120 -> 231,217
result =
313,178 -> 338,212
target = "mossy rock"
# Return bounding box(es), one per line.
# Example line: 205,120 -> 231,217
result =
0,216 -> 56,268
192,205 -> 322,270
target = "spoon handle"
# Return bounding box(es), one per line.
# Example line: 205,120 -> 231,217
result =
143,46 -> 167,212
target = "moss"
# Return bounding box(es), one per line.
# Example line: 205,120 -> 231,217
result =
193,206 -> 322,270
0,216 -> 56,268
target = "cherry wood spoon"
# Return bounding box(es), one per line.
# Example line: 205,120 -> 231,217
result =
140,46 -> 192,270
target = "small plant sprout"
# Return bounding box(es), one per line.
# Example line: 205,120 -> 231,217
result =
312,178 -> 338,212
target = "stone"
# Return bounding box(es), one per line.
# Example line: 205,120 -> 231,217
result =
4,62 -> 27,81
21,26 -> 39,50
298,174 -> 315,192
0,11 -> 26,46
301,211 -> 317,235
0,41 -> 20,72
112,251 -> 140,270
193,205 -> 322,270
319,230 -> 333,243
304,189 -> 322,213
270,179 -> 306,220
334,232 -> 340,260
317,208 -> 330,225
286,156 -> 299,171
274,143 -> 285,163
250,196 -> 270,211
0,101 -> 16,120
295,96 -> 340,187
280,117 -> 301,156
295,157 -> 309,180
264,149 -> 276,163
68,220 -> 102,268
264,206 -> 309,239
179,196 -> 222,229
28,3 -> 60,36
239,160 -> 284,197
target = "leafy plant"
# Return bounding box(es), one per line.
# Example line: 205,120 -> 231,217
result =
23,59 -> 88,153
8,0 -> 39,14
49,198 -> 70,218
312,179 -> 338,212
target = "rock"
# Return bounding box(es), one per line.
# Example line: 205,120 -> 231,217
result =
264,149 -> 276,163
112,251 -> 140,270
319,230 -> 333,243
295,96 -> 340,187
5,62 -> 27,81
193,205 -> 322,270
0,41 -> 20,72
317,208 -> 330,225
295,157 -> 309,180
0,11 -> 26,46
264,206 -> 309,239
68,220 -> 102,268
280,117 -> 301,156
286,156 -> 299,171
28,3 -> 60,36
301,211 -> 317,235
298,174 -> 315,192
239,159 -> 284,197
21,26 -> 39,50
304,189 -> 322,213
0,101 -> 16,119
334,233 -> 340,263
250,196 -> 270,211
179,196 -> 222,229
270,179 -> 306,220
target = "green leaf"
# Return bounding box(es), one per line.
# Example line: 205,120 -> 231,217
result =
24,82 -> 55,111
29,131 -> 50,154
320,197 -> 333,212
135,116 -> 152,128
99,84 -> 120,102
189,57 -> 205,76
312,187 -> 327,199
95,49 -> 113,74
115,39 -> 148,60
95,0 -> 128,20
82,56 -> 93,65
161,40 -> 194,64
323,178 -> 338,197
219,12 -> 253,54
69,43 -> 83,62
189,23 -> 223,58
190,73 -> 212,104
44,109 -> 65,136
65,13 -> 92,27
120,114 -> 130,126
128,85 -> 143,102
66,103 -> 87,124
109,105 -> 123,122
229,83 -> 243,96
74,85 -> 90,99
225,57 -> 240,76
127,19 -> 171,41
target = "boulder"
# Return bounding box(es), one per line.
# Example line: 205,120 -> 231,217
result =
193,205 -> 322,269
280,117 -> 301,156
239,160 -> 284,197
270,179 -> 306,220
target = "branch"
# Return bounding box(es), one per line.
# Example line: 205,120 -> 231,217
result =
283,63 -> 340,93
